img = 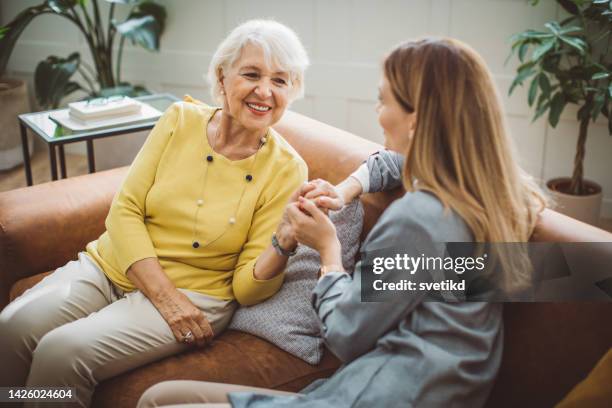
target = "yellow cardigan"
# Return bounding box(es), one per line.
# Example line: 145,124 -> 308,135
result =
86,101 -> 307,305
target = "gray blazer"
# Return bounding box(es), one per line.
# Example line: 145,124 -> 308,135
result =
229,150 -> 503,408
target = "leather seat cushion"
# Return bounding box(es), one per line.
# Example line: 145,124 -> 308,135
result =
9,273 -> 341,408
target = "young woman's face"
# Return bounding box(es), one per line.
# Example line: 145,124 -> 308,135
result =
376,75 -> 416,153
219,43 -> 291,132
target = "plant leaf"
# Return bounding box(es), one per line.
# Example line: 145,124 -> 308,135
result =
533,100 -> 550,122
104,0 -> 141,4
558,0 -> 579,15
548,92 -> 566,128
559,26 -> 583,35
539,72 -> 551,96
509,63 -> 536,95
130,1 -> 167,34
114,1 -> 167,51
0,4 -> 49,77
47,0 -> 80,14
518,42 -> 529,62
64,80 -> 84,97
592,93 -> 605,121
541,54 -> 561,73
528,76 -> 539,106
114,15 -> 159,50
34,52 -> 81,108
513,30 -> 554,41
532,39 -> 556,61
559,35 -> 587,53
592,72 -> 610,80
545,21 -> 561,35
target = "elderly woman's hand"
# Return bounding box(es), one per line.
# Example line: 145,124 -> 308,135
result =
152,289 -> 214,347
287,197 -> 341,260
276,209 -> 297,253
127,259 -> 214,346
301,179 -> 345,212
275,182 -> 314,252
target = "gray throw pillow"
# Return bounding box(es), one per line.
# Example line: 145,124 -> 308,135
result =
229,199 -> 364,364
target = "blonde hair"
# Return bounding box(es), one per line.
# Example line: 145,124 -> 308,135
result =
384,38 -> 547,292
207,19 -> 309,104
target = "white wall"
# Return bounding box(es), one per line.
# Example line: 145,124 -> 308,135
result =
2,0 -> 611,217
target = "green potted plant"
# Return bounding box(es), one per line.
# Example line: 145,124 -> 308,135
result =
0,0 -> 167,109
507,0 -> 612,225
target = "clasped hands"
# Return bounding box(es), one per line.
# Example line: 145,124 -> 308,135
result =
276,179 -> 346,260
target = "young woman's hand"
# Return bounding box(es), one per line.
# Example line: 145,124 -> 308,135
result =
287,197 -> 342,266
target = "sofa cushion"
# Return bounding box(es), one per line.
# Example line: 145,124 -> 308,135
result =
9,271 -> 51,301
229,200 -> 364,364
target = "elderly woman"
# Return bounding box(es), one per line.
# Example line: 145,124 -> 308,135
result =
0,20 -> 308,407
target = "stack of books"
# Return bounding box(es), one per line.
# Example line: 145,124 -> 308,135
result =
68,97 -> 142,122
49,96 -> 162,131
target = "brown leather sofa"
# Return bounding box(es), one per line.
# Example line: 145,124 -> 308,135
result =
1,111 -> 611,408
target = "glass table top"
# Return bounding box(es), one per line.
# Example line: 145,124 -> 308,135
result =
18,93 -> 180,144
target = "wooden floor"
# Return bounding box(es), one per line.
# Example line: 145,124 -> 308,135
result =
1,152 -> 612,233
0,151 -> 89,192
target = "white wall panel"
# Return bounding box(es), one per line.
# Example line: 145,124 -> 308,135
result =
314,0 -> 350,61
225,0 -> 315,53
346,99 -> 383,144
159,0 -> 226,52
348,0 -> 431,63
505,115 -> 547,180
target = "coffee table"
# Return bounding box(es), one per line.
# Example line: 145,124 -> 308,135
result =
18,93 -> 180,186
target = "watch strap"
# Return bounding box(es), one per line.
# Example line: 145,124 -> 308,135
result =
272,232 -> 297,257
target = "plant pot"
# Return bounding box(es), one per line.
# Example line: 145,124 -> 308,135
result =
0,78 -> 32,171
546,177 -> 603,226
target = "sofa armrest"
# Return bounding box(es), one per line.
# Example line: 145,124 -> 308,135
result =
0,167 -> 128,308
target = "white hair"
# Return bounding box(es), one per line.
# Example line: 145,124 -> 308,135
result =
207,20 -> 309,104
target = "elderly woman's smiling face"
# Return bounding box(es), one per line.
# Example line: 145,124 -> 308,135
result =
219,43 -> 291,131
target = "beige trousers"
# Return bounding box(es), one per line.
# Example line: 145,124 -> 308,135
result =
137,380 -> 299,408
0,253 -> 236,408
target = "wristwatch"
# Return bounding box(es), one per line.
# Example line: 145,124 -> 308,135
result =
272,232 -> 297,257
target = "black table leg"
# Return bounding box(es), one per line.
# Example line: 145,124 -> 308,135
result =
58,144 -> 67,178
20,122 -> 33,186
48,144 -> 58,181
86,140 -> 96,173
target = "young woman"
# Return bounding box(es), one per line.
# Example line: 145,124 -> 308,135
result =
137,37 -> 546,408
